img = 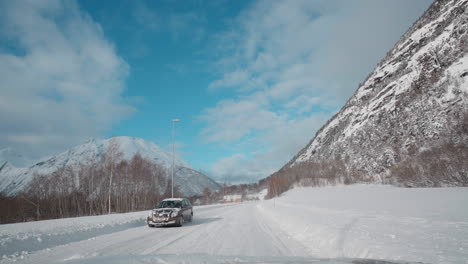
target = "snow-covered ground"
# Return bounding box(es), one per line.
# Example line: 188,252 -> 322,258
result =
259,185 -> 468,263
1,185 -> 467,263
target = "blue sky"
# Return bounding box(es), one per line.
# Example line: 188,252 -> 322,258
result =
0,0 -> 431,183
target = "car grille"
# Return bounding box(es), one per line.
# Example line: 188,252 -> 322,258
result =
155,209 -> 173,214
153,213 -> 170,221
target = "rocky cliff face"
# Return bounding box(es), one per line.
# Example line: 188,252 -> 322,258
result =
284,0 -> 468,187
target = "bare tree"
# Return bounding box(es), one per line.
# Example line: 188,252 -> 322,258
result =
203,187 -> 212,204
104,139 -> 123,214
2,150 -> 173,224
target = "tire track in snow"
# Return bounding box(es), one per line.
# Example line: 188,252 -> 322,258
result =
252,204 -> 308,256
336,217 -> 359,256
141,203 -> 243,254
140,225 -> 206,254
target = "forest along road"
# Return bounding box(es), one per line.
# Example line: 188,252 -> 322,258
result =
1,202 -> 311,264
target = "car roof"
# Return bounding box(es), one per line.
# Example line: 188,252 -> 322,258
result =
162,198 -> 185,201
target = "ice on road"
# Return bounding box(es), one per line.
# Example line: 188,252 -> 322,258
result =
1,185 -> 468,264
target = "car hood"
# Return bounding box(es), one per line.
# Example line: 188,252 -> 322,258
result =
152,208 -> 180,214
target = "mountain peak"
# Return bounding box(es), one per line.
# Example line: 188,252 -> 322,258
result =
0,136 -> 216,196
101,136 -> 191,168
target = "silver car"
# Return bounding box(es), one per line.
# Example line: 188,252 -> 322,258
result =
147,198 -> 193,227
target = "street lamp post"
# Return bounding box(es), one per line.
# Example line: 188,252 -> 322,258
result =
171,119 -> 180,198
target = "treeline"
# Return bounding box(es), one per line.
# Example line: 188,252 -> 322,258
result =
389,112 -> 468,186
196,182 -> 266,205
265,143 -> 468,199
223,182 -> 265,199
265,141 -> 468,198
0,142 -> 177,224
265,159 -> 365,199
389,142 -> 468,186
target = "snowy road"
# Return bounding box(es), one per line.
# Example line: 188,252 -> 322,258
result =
2,185 -> 468,264
1,203 -> 311,264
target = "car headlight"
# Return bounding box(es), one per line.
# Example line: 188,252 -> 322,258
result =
171,211 -> 179,218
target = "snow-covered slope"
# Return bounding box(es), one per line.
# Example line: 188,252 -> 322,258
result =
0,137 -> 219,196
173,167 -> 220,197
286,0 -> 468,186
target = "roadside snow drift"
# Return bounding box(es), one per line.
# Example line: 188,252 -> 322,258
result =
0,211 -> 147,256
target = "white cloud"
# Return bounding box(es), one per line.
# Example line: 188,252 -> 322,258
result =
0,0 -> 133,159
202,0 -> 431,182
283,95 -> 321,116
208,70 -> 250,91
199,94 -> 280,142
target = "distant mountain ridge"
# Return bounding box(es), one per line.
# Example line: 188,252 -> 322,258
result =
0,136 -> 220,196
272,0 -> 468,188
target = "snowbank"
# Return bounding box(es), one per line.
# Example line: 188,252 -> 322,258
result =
258,185 -> 468,264
0,211 -> 147,257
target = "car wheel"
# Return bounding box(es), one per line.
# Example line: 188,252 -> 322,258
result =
178,216 -> 184,227
148,223 -> 154,227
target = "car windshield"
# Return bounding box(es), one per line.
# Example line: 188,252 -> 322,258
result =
157,200 -> 182,208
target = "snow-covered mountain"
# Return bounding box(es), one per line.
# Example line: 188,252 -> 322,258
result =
282,0 -> 468,186
173,167 -> 221,197
0,136 -> 220,196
